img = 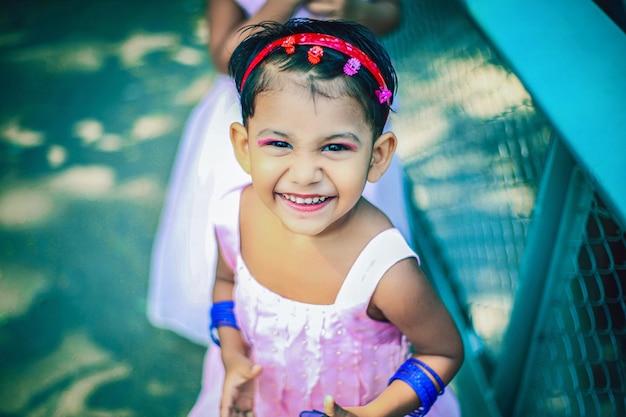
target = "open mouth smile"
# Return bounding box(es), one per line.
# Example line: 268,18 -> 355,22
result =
280,193 -> 330,205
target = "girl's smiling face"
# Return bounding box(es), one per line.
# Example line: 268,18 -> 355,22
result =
231,75 -> 395,237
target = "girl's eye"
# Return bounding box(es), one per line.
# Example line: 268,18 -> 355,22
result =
272,141 -> 291,148
322,143 -> 352,152
261,140 -> 291,149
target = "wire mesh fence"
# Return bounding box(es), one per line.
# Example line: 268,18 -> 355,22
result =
517,173 -> 626,417
388,0 -> 626,416
386,0 -> 552,367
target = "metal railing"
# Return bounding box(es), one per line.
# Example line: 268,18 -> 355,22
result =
387,1 -> 626,415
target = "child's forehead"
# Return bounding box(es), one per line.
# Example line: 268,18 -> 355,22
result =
255,66 -> 370,112
258,74 -> 366,116
259,67 -> 348,97
249,72 -> 375,140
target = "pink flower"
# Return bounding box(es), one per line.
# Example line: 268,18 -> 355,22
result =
375,87 -> 392,104
343,58 -> 361,76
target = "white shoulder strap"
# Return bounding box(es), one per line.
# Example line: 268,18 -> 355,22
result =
334,228 -> 418,308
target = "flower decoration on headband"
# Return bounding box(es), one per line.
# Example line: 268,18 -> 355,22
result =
375,87 -> 392,104
307,46 -> 324,64
281,36 -> 296,54
343,57 -> 361,76
239,33 -> 393,108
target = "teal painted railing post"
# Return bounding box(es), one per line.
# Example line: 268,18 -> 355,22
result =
492,137 -> 575,415
460,0 -> 626,229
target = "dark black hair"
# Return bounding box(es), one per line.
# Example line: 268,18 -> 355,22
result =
228,18 -> 397,136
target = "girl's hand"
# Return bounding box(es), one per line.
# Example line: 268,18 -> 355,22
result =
220,355 -> 263,417
322,395 -> 365,417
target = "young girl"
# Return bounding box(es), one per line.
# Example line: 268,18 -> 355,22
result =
191,18 -> 464,417
148,0 -> 407,346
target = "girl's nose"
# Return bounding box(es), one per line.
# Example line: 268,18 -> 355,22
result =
288,154 -> 323,185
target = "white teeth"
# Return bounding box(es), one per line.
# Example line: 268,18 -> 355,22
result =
282,194 -> 328,205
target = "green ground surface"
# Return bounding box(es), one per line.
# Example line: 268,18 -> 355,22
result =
1,1 -> 210,416
0,0 -> 512,415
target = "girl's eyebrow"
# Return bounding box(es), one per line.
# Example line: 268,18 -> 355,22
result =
257,129 -> 289,139
256,129 -> 362,144
256,129 -> 290,146
326,132 -> 362,144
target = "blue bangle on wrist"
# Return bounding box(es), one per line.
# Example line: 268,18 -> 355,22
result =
209,300 -> 239,347
388,358 -> 445,416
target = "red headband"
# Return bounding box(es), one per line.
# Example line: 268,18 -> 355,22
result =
239,33 -> 392,105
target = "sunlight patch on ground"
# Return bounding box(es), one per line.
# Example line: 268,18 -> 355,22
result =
118,176 -> 162,201
174,75 -> 213,105
74,119 -> 105,145
0,186 -> 56,228
172,46 -> 204,66
194,16 -> 209,45
460,67 -> 531,119
53,365 -> 133,417
5,30 -> 204,74
1,118 -> 45,147
0,166 -> 163,229
131,115 -> 175,141
0,331 -> 125,415
146,379 -> 175,397
471,185 -> 536,218
73,119 -> 124,152
47,144 -> 68,168
392,107 -> 450,158
73,116 -> 176,151
47,165 -> 116,198
411,181 -> 535,219
96,134 -> 125,152
395,54 -> 532,160
7,42 -> 110,72
0,264 -> 49,325
118,32 -> 179,67
467,291 -> 513,357
410,182 -> 466,211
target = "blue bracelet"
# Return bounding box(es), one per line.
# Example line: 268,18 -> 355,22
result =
388,358 -> 445,416
412,359 -> 445,394
209,300 -> 239,347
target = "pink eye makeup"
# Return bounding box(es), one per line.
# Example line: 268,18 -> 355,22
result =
257,138 -> 277,146
257,138 -> 292,149
322,142 -> 357,152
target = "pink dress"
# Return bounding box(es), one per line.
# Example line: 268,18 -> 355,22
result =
189,187 -> 459,417
147,0 -> 411,346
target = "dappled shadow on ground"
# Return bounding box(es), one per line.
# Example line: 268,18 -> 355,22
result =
1,0 -> 547,415
0,1 -> 211,415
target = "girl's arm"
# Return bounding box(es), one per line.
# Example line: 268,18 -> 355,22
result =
213,244 -> 263,417
207,0 -> 304,73
305,0 -> 401,35
335,257 -> 464,417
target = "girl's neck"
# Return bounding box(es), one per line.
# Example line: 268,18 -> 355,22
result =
239,185 -> 393,305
